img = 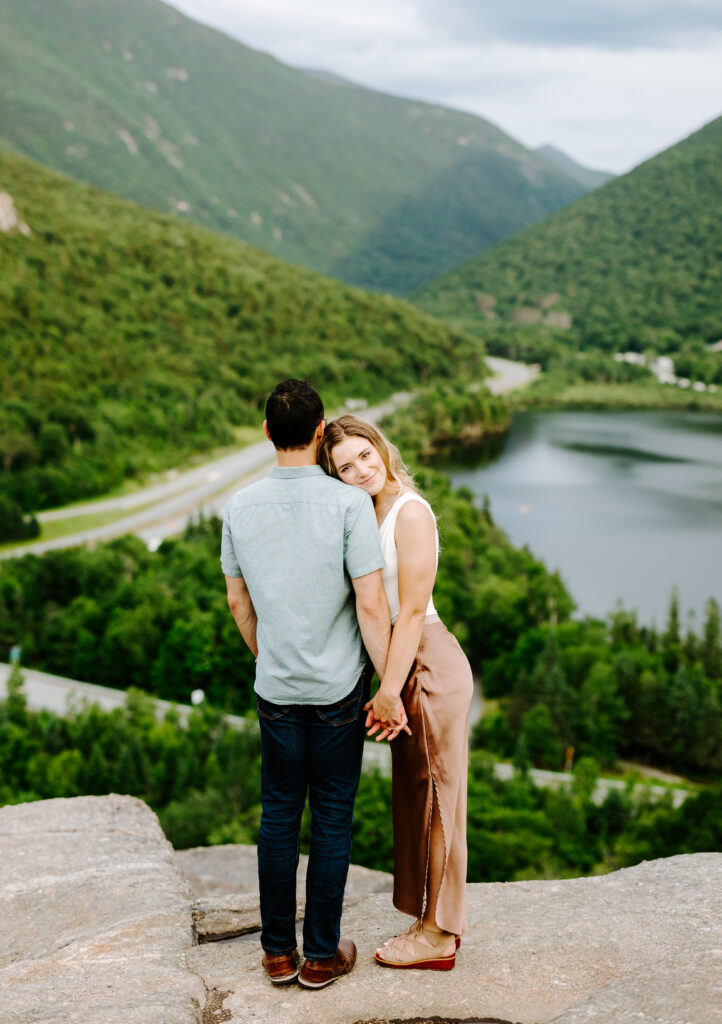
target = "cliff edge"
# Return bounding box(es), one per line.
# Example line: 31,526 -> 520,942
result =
1,795 -> 720,1024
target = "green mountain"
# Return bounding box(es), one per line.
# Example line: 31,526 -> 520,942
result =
535,145 -> 614,190
416,117 -> 722,350
0,0 -> 590,294
0,146 -> 483,522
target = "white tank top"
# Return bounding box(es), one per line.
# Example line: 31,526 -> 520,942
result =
378,492 -> 439,625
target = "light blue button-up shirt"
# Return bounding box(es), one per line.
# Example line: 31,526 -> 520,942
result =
221,466 -> 385,705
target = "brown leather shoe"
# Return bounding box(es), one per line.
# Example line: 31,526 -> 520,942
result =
262,948 -> 299,984
298,938 -> 357,989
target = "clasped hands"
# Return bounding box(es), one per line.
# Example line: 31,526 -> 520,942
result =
363,687 -> 412,742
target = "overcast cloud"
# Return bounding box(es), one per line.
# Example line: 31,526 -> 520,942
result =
418,0 -> 722,49
171,0 -> 722,172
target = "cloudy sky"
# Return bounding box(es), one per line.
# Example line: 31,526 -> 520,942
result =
170,0 -> 722,172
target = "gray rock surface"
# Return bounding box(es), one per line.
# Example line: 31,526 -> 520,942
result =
3,797 -> 720,1024
0,795 -> 205,1024
549,947 -> 722,1024
178,843 -> 394,940
193,892 -> 268,942
186,853 -> 722,1024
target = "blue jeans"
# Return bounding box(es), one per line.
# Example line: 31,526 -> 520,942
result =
256,667 -> 370,959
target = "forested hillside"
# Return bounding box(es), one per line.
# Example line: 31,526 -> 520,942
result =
416,117 -> 722,351
0,0 -> 590,292
0,147 -> 483,523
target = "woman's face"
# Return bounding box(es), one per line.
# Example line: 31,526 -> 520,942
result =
331,434 -> 388,497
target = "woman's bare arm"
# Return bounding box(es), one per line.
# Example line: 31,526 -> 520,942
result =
365,500 -> 437,740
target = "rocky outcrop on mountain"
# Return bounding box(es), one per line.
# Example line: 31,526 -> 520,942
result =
0,192 -> 31,235
1,795 -> 720,1024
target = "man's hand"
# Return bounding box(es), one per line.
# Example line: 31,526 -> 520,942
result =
363,688 -> 411,742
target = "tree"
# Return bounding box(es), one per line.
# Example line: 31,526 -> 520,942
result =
533,631 -> 575,747
578,663 -> 627,766
663,588 -> 682,673
519,703 -> 560,770
701,599 -> 722,681
0,497 -> 40,542
2,664 -> 28,724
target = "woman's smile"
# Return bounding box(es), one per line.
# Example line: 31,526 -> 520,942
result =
330,435 -> 388,496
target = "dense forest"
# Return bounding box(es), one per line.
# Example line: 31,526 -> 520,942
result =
3,476 -> 721,778
3,667 -> 720,877
0,473 -> 571,713
0,0 -> 589,293
415,116 -> 722,356
2,395 -> 721,872
0,146 -> 484,537
477,595 -> 722,778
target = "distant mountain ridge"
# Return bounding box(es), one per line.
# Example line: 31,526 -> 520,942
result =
0,0 -> 592,293
415,116 -> 722,350
535,144 -> 614,190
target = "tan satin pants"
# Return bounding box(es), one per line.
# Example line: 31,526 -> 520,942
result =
390,619 -> 473,935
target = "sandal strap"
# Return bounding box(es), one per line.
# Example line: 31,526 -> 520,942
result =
377,922 -> 455,964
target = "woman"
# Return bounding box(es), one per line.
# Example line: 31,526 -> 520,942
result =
319,415 -> 473,971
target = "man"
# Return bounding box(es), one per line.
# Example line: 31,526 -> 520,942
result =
221,379 -> 392,989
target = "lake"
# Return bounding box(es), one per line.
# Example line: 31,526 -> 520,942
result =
450,410 -> 722,625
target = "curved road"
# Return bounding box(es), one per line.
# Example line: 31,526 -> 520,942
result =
2,392 -> 414,559
3,358 -> 533,560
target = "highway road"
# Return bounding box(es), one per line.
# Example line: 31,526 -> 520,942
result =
2,357 -> 532,560
2,391 -> 413,559
484,355 -> 540,395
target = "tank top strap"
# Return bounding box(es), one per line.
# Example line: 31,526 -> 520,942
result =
379,491 -> 436,541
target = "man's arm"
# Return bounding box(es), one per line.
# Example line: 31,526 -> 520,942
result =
351,569 -> 391,680
225,576 -> 258,658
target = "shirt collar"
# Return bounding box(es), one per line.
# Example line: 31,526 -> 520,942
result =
269,465 -> 326,478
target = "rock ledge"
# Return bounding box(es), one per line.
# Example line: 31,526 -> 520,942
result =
1,796 -> 720,1024
0,795 -> 204,1024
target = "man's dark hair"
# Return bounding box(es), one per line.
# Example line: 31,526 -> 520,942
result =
265,379 -> 324,450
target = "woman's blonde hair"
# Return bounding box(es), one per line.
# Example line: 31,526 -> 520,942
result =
318,415 -> 417,493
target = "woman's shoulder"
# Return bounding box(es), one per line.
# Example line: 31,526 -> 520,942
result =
394,492 -> 436,528
396,490 -> 433,511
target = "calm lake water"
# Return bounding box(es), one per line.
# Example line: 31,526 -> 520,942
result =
450,410 -> 722,624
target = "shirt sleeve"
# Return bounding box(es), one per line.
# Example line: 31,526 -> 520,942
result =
220,508 -> 243,578
344,492 -> 385,579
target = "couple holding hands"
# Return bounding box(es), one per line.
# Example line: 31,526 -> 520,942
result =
221,379 -> 473,988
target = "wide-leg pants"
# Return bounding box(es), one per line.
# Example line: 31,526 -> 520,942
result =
390,620 -> 473,935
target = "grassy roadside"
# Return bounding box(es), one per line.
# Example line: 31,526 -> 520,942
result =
39,426 -> 267,513
510,377 -> 722,413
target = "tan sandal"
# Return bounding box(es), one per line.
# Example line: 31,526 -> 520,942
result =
375,921 -> 456,970
379,919 -> 462,950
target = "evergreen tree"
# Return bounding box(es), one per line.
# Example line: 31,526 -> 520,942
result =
513,730 -> 530,775
116,735 -> 151,796
532,631 -> 575,747
83,742 -> 111,796
519,703 -> 560,770
701,598 -> 722,681
663,588 -> 682,673
2,663 -> 28,724
682,611 -> 698,663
